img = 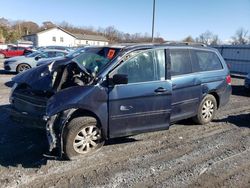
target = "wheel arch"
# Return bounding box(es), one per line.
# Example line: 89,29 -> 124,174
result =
58,108 -> 107,157
16,63 -> 32,72
208,91 -> 220,109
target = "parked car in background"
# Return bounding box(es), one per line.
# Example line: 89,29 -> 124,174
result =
0,46 -> 33,58
36,47 -> 86,66
45,45 -> 74,52
4,49 -> 68,73
9,44 -> 231,160
244,73 -> 250,90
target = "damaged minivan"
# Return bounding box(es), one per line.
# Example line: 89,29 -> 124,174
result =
9,44 -> 231,160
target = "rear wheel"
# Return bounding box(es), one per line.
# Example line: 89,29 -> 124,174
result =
17,63 -> 31,73
193,94 -> 217,124
63,116 -> 104,160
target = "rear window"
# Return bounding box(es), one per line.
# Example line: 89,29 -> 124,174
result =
193,50 -> 223,72
170,49 -> 192,76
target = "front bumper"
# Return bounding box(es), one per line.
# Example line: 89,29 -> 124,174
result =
10,106 -> 46,129
4,61 -> 17,72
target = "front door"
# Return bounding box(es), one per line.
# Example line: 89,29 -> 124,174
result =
108,49 -> 172,138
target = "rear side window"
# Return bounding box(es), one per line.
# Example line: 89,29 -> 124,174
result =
170,49 -> 192,76
193,50 -> 223,72
17,47 -> 25,50
9,47 -> 17,50
56,52 -> 66,57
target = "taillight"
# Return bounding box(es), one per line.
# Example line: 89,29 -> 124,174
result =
226,75 -> 231,85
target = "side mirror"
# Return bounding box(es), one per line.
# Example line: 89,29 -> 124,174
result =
112,74 -> 128,85
35,56 -> 41,61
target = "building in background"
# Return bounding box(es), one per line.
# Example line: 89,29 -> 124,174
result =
72,33 -> 109,46
23,27 -> 109,47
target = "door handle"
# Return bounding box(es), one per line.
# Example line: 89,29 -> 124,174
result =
154,87 -> 167,93
120,105 -> 133,111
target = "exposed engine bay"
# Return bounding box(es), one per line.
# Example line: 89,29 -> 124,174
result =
52,62 -> 93,93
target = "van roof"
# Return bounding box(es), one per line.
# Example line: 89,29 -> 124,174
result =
102,42 -> 215,51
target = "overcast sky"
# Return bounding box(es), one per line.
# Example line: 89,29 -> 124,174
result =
0,0 -> 250,41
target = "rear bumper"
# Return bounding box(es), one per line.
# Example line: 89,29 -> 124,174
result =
9,106 -> 46,129
219,84 -> 232,108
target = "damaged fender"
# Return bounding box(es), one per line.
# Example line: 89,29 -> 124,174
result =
45,84 -> 108,154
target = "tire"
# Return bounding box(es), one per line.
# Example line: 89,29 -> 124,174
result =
63,116 -> 104,160
16,63 -> 31,73
193,94 -> 217,125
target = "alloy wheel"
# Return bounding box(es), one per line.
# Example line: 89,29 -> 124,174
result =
201,99 -> 214,121
73,125 -> 102,154
18,64 -> 31,72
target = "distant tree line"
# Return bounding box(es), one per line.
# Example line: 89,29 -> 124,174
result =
0,18 -> 164,44
182,28 -> 250,45
0,17 -> 249,45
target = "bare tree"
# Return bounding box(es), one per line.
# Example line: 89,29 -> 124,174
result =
231,28 -> 249,45
42,21 -> 55,29
12,21 -> 39,35
196,31 -> 220,45
182,36 -> 195,43
103,26 -> 119,43
0,17 -> 9,27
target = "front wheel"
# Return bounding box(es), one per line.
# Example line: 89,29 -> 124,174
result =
193,94 -> 217,124
17,63 -> 31,73
63,116 -> 104,160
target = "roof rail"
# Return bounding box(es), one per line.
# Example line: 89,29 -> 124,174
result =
164,41 -> 207,47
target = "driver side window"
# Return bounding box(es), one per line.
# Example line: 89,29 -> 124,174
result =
112,50 -> 166,84
115,51 -> 158,84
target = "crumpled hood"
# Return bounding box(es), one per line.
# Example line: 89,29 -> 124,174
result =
12,63 -> 54,91
12,57 -> 72,91
11,55 -> 90,92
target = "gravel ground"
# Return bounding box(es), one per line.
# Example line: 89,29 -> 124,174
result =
0,59 -> 249,188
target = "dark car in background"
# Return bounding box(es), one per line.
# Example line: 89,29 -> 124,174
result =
38,45 -> 74,53
9,43 -> 231,160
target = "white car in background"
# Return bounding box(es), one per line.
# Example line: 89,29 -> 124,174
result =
4,49 -> 68,73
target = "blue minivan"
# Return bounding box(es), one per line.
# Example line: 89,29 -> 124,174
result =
10,44 -> 231,159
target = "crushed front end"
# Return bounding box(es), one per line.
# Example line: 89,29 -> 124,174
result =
9,47 -> 121,157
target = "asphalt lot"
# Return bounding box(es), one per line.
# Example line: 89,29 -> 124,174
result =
0,58 -> 250,188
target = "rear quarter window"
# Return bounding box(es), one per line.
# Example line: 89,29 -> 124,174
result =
193,50 -> 223,72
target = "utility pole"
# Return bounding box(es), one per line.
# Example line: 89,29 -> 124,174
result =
151,0 -> 156,42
